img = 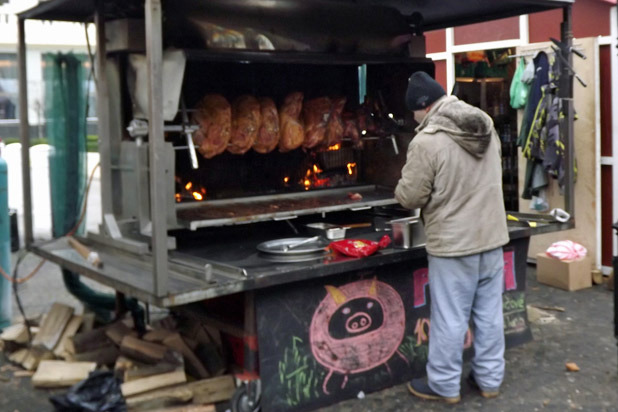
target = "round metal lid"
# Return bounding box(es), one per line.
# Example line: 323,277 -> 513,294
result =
256,237 -> 329,255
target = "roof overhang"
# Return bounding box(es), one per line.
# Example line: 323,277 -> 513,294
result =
19,0 -> 574,30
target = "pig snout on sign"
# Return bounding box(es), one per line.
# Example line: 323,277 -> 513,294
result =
328,297 -> 384,339
310,278 -> 406,395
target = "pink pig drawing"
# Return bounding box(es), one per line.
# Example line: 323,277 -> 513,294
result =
309,278 -> 407,394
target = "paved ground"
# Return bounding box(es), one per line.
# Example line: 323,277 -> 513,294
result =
1,254 -> 617,412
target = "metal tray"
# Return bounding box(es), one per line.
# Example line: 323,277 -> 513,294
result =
177,185 -> 397,230
257,237 -> 329,255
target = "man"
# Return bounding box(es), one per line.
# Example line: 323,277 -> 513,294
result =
395,71 -> 509,404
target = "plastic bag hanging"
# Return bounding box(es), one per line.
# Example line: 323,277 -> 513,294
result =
510,57 -> 530,109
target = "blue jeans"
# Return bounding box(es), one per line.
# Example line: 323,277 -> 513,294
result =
426,247 -> 505,397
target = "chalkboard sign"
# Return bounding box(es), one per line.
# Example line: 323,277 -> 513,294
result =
256,236 -> 531,412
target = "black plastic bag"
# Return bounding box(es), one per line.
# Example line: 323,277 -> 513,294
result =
50,370 -> 127,412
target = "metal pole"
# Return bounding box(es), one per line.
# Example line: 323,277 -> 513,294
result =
95,1 -> 114,219
560,6 -> 575,218
145,0 -> 168,297
17,18 -> 33,247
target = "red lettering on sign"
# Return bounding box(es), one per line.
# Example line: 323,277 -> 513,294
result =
413,268 -> 429,308
503,250 -> 516,291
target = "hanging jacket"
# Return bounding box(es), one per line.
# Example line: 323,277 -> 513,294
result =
517,52 -> 550,148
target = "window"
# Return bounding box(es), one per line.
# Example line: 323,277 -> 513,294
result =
0,52 -> 18,119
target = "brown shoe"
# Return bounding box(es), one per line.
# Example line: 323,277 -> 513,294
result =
467,373 -> 500,398
407,378 -> 461,404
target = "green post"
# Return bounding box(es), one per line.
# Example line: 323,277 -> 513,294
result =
0,157 -> 12,328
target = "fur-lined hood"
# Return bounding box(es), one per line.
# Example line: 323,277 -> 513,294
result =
416,95 -> 494,158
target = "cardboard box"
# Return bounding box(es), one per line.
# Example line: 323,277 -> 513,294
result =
536,253 -> 592,291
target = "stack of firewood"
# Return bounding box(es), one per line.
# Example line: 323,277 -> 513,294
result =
0,302 -> 236,411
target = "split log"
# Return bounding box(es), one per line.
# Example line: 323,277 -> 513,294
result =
150,405 -> 215,412
80,312 -> 96,332
162,334 -> 210,379
143,329 -> 175,343
8,347 -> 54,371
54,315 -> 83,358
126,375 -> 236,410
32,303 -> 74,350
1,323 -> 29,345
68,327 -> 111,354
124,363 -> 180,382
195,343 -> 226,377
120,336 -> 169,364
72,345 -> 120,366
106,321 -> 138,346
1,323 -> 29,352
32,360 -> 96,388
121,370 -> 187,397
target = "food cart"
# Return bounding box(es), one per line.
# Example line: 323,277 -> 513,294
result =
17,1 -> 576,410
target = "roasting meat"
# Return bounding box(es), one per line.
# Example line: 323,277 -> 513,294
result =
229,95 -> 261,155
193,94 -> 232,159
253,97 -> 280,154
303,97 -> 332,149
325,97 -> 346,146
279,92 -> 305,152
342,112 -> 361,148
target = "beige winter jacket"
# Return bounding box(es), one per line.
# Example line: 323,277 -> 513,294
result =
395,95 -> 509,257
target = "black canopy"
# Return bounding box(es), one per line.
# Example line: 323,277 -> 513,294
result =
19,0 -> 573,31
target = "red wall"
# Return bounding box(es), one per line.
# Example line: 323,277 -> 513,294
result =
601,46 -> 613,157
454,17 -> 519,45
434,60 -> 447,92
426,30 -> 446,54
529,0 -> 613,43
602,166 -> 613,266
600,45 -> 614,266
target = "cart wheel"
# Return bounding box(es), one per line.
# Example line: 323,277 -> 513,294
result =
231,382 -> 261,412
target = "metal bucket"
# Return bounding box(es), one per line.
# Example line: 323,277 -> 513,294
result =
388,216 -> 425,249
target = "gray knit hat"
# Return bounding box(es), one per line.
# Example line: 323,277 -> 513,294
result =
405,71 -> 446,111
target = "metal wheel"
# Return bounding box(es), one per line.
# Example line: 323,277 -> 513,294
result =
231,381 -> 261,412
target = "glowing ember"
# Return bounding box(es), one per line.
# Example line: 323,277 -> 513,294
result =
176,180 -> 206,202
301,164 -> 331,190
347,162 -> 357,175
327,143 -> 341,151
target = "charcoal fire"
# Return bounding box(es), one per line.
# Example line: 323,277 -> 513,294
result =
175,179 -> 207,202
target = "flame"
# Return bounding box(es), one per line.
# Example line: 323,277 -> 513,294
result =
346,162 -> 357,175
327,143 -> 341,151
283,176 -> 290,184
176,180 -> 206,202
301,164 -> 330,190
